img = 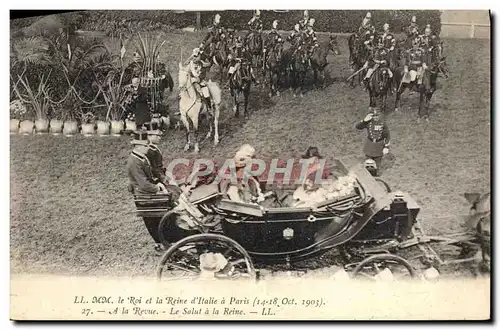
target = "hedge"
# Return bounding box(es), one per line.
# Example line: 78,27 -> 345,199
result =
11,10 -> 441,36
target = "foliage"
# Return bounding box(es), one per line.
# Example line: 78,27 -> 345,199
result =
68,10 -> 442,35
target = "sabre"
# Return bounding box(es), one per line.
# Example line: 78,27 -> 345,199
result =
347,66 -> 365,81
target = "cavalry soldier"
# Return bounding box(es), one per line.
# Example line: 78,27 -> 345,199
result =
405,15 -> 419,38
268,20 -> 282,47
200,13 -> 225,52
363,31 -> 376,54
246,10 -> 263,40
379,23 -> 396,52
228,37 -> 258,84
419,24 -> 440,53
299,10 -> 310,31
127,129 -> 169,251
304,19 -> 318,53
186,48 -> 212,110
362,42 -> 394,90
287,24 -> 302,48
355,108 -> 391,176
359,12 -> 375,36
403,36 -> 428,86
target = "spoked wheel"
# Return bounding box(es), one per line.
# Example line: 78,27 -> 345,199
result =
156,233 -> 256,281
351,253 -> 418,281
375,178 -> 392,193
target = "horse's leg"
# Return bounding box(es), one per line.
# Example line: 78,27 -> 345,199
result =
213,103 -> 220,145
418,85 -> 425,120
275,70 -> 280,97
191,111 -> 200,153
313,69 -> 318,89
233,91 -> 239,117
180,113 -> 191,151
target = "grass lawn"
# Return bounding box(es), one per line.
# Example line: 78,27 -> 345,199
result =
10,32 -> 490,277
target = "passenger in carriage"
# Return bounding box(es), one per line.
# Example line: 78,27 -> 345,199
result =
292,173 -> 328,207
224,144 -> 266,204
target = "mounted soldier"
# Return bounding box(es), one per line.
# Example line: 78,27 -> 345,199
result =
405,15 -> 420,39
379,23 -> 396,52
362,41 -> 394,89
246,10 -> 263,43
419,24 -> 441,55
358,12 -> 375,36
287,24 -> 303,48
403,36 -> 428,87
304,18 -> 319,57
228,37 -> 258,84
299,10 -> 310,31
200,13 -> 226,54
267,20 -> 282,49
185,47 -> 212,110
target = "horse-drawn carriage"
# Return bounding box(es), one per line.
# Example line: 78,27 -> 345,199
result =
133,159 -> 486,281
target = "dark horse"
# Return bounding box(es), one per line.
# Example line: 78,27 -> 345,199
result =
348,33 -> 368,87
246,31 -> 264,70
290,46 -> 309,97
265,42 -> 284,97
366,66 -> 392,111
229,61 -> 252,119
394,44 -> 448,120
310,35 -> 341,89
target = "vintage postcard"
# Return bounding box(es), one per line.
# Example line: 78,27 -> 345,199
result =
9,7 -> 491,321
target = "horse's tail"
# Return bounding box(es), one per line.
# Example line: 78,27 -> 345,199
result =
206,81 -> 222,105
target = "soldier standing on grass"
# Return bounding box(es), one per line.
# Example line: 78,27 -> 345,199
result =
355,107 -> 391,176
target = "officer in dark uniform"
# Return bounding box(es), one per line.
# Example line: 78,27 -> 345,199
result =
355,108 -> 391,176
127,130 -> 169,251
123,77 -> 151,128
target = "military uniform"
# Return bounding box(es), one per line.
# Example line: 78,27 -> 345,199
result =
355,115 -> 390,172
287,30 -> 302,48
123,84 -> 151,127
406,22 -> 419,38
364,46 -> 393,81
379,31 -> 396,51
404,44 -> 427,84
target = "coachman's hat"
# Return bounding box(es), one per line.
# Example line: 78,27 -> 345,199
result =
130,130 -> 149,145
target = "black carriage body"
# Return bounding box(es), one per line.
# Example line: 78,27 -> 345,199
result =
214,161 -> 409,262
351,192 -> 421,242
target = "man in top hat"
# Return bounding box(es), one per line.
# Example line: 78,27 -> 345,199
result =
355,108 -> 391,175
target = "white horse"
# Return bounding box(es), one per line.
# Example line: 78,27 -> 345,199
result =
178,62 -> 222,153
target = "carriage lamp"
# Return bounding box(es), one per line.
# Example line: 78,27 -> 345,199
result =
283,228 -> 294,240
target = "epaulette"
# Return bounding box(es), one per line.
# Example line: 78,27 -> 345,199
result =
131,151 -> 152,166
148,144 -> 161,153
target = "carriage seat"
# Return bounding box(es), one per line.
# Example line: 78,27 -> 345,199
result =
187,182 -> 221,204
133,193 -> 173,218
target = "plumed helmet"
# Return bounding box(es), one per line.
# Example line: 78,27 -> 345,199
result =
304,10 -> 309,18
272,20 -> 278,29
308,18 -> 315,27
214,13 -> 221,24
425,24 -> 431,34
411,15 -> 417,22
383,23 -> 389,31
255,9 -> 261,16
366,12 -> 372,19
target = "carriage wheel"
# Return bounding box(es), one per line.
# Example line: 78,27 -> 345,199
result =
375,178 -> 392,193
156,233 -> 256,281
351,253 -> 418,280
157,210 -> 199,248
